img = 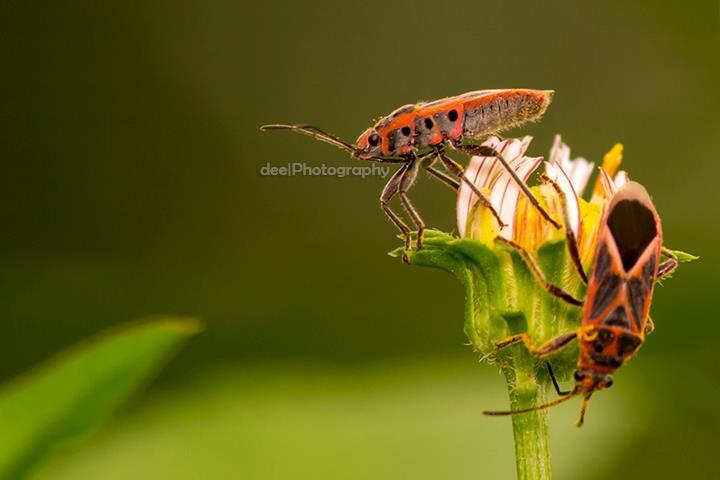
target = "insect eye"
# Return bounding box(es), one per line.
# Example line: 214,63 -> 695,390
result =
604,376 -> 614,388
368,133 -> 380,147
573,371 -> 585,382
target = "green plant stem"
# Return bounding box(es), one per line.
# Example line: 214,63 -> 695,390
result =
398,224 -> 694,478
394,232 -> 563,479
503,355 -> 551,480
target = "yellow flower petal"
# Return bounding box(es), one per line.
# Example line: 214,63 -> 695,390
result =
591,143 -> 623,202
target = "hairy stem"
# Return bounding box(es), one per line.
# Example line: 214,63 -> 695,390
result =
503,358 -> 551,480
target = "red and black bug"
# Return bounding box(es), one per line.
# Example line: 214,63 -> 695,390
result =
261,89 -> 559,260
484,181 -> 678,426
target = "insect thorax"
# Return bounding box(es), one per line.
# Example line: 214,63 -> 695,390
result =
580,326 -> 643,371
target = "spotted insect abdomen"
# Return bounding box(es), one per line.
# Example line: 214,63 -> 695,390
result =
462,90 -> 553,138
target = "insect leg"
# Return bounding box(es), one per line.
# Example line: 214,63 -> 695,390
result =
425,166 -> 460,191
657,247 -> 678,279
644,316 -> 655,335
457,143 -> 561,229
540,174 -> 589,284
398,158 -> 425,251
546,362 -> 572,396
381,164 -> 412,261
436,150 -> 506,227
494,331 -> 578,357
495,237 -> 584,306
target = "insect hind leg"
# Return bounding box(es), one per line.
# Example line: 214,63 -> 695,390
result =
540,174 -> 589,284
657,247 -> 679,280
456,143 -> 561,229
644,316 -> 655,335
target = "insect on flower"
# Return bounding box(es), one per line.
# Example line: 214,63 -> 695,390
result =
261,89 -> 561,261
483,178 -> 679,426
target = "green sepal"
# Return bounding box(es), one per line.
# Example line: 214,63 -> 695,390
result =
664,248 -> 699,263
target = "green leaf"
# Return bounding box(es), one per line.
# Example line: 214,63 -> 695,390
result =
664,248 -> 699,263
0,316 -> 202,479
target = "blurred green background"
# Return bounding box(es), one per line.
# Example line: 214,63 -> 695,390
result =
1,0 -> 718,478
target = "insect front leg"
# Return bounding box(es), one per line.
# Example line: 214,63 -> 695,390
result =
456,143 -> 561,229
495,236 -> 583,306
398,158 -> 425,251
547,362 -> 572,395
495,331 -> 578,357
435,149 -> 506,227
380,164 -> 412,262
635,249 -> 675,340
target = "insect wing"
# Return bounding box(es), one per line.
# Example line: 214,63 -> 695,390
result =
583,182 -> 662,334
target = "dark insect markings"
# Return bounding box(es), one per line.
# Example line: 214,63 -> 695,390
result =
593,244 -> 611,282
617,333 -> 642,357
592,328 -> 614,353
626,256 -> 656,330
589,328 -> 622,368
601,306 -> 631,329
588,328 -> 641,369
642,256 -> 656,291
626,278 -> 646,330
590,273 -> 621,320
607,199 -> 657,271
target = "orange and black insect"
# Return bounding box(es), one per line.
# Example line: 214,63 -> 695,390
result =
261,89 -> 559,259
484,181 -> 678,426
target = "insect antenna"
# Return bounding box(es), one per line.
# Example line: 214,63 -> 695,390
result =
575,392 -> 593,427
260,124 -> 359,155
483,392 -> 576,417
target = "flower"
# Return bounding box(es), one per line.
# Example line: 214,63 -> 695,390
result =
456,136 -> 541,241
457,135 -> 629,270
391,131 -> 695,478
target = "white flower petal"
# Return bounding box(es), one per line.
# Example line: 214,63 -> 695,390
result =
544,161 -> 581,238
549,134 -> 570,165
501,155 -> 543,238
457,156 -> 492,238
496,136 -> 531,165
547,135 -> 595,196
457,140 -> 500,237
614,170 -> 629,188
457,136 -> 534,237
566,158 -> 594,197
